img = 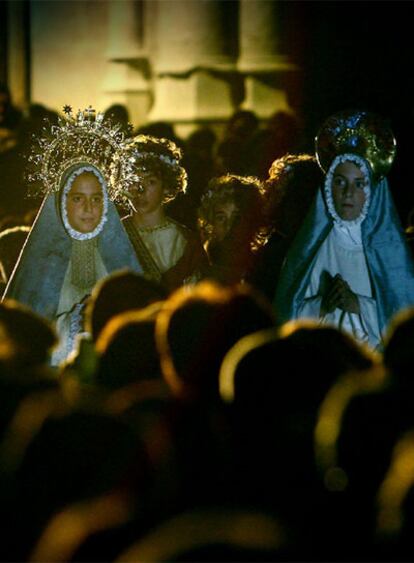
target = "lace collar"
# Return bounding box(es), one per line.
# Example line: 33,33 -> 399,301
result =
324,153 -> 371,229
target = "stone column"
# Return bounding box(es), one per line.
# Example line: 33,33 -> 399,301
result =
238,0 -> 298,118
148,0 -> 237,137
7,0 -> 29,110
101,0 -> 151,129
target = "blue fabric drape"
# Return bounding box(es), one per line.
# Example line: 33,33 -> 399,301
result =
274,176 -> 414,336
2,193 -> 143,320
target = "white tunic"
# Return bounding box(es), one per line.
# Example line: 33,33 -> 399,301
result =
298,223 -> 381,349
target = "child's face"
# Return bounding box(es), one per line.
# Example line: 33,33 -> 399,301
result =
210,200 -> 237,242
128,171 -> 164,215
66,172 -> 104,233
332,161 -> 367,221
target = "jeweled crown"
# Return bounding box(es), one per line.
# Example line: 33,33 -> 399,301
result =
315,109 -> 396,180
26,105 -> 131,198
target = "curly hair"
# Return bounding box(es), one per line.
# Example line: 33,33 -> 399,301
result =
110,134 -> 188,207
198,174 -> 266,250
263,153 -> 323,239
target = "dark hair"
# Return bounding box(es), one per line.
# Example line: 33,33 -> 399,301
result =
156,281 -> 275,402
0,225 -> 30,280
383,307 -> 414,382
198,174 -> 265,250
118,135 -> 187,204
85,269 -> 167,341
95,307 -> 162,389
264,153 -> 323,239
0,299 -> 57,371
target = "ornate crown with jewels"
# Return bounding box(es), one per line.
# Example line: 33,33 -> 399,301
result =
315,109 -> 397,180
26,105 -> 131,198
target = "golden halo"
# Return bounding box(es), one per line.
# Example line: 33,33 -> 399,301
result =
315,110 -> 397,179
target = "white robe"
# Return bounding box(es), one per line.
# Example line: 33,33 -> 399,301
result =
298,224 -> 381,349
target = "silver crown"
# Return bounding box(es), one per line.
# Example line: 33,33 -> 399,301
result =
26,105 -> 131,198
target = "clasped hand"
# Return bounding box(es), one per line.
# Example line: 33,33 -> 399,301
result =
320,273 -> 360,316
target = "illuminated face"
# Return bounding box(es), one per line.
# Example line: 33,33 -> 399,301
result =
210,200 -> 237,242
332,161 -> 367,221
66,172 -> 104,233
127,171 -> 164,215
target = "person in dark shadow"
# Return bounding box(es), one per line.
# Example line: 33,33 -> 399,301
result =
60,269 -> 167,385
215,110 -> 259,176
0,225 -> 30,293
154,280 -> 275,512
0,298 -> 58,441
375,426 -> 414,562
86,269 -> 167,344
166,126 -> 218,230
220,318 -> 378,561
135,121 -> 185,150
94,303 -> 165,391
247,153 -> 323,301
104,103 -> 131,135
0,299 -> 64,560
0,82 -> 26,217
247,110 -> 303,179
0,82 -> 22,132
0,392 -> 147,562
314,308 -> 414,559
198,174 -> 266,286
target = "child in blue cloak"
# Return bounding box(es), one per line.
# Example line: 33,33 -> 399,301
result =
274,110 -> 414,350
2,107 -> 143,365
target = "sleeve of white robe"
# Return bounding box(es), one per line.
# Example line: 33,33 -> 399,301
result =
353,294 -> 382,349
297,292 -> 381,349
297,295 -> 323,320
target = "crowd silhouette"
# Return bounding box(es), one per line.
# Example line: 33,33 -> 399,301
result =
0,95 -> 414,562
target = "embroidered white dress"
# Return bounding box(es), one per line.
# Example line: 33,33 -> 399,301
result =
51,245 -> 108,366
297,153 -> 381,349
298,224 -> 381,348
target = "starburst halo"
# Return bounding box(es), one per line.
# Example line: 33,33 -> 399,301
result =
26,105 -> 131,200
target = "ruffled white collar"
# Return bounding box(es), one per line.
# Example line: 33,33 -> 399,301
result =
324,153 -> 371,246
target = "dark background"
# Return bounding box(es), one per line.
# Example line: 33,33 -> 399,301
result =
280,0 -> 414,221
2,0 -> 414,222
